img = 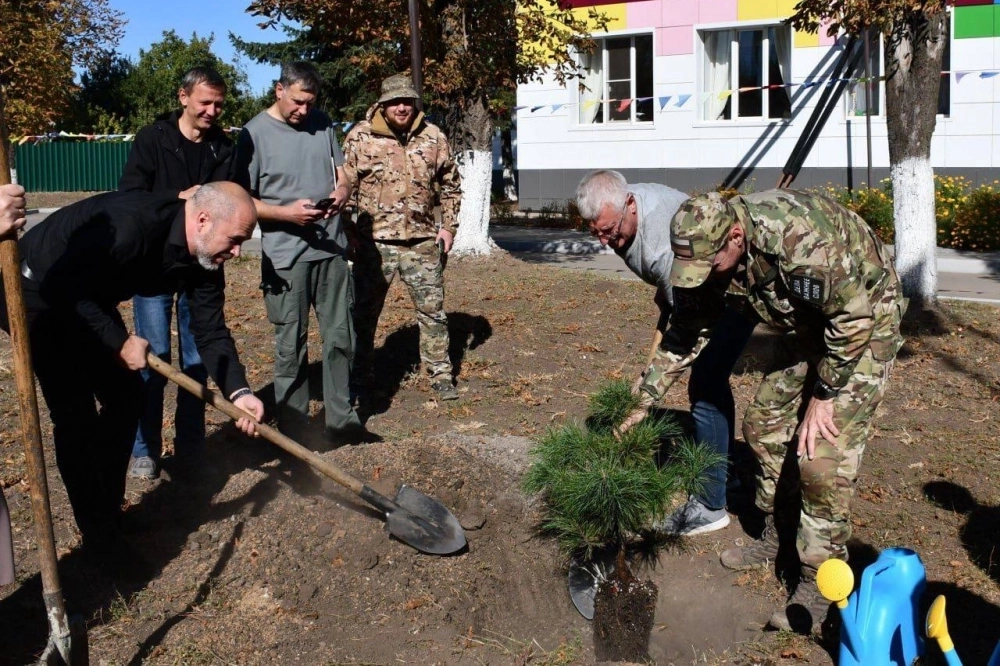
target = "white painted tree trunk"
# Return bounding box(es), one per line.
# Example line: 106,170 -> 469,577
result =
452,149 -> 498,256
891,157 -> 937,301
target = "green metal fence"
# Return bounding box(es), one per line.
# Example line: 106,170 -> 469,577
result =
14,141 -> 131,192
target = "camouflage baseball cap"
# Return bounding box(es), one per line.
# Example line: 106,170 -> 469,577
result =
668,192 -> 735,288
378,73 -> 419,103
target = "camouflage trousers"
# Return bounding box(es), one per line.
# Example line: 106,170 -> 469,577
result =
744,338 -> 895,568
352,238 -> 451,380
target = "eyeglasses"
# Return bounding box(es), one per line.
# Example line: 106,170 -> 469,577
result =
589,200 -> 628,243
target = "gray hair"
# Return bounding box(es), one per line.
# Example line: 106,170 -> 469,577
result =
575,170 -> 628,221
279,61 -> 322,94
190,181 -> 255,226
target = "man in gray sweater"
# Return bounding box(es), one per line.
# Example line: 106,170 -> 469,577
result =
576,170 -> 757,535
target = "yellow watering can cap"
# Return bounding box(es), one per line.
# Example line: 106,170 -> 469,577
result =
926,595 -> 955,652
817,558 -> 854,607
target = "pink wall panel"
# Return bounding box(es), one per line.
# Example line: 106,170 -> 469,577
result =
627,0 -> 663,28
819,19 -> 836,45
698,0 -> 738,23
662,0 -> 698,27
657,25 -> 694,55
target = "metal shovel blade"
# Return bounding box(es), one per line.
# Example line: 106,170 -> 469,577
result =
385,485 -> 467,555
568,548 -> 617,620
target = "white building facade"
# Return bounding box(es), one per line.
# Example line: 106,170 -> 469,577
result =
515,0 -> 1000,208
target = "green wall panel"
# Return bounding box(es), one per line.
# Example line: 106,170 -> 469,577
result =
954,5 -> 998,38
14,141 -> 131,192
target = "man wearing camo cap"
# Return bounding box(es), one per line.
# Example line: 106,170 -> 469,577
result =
619,188 -> 905,634
342,72 -> 462,401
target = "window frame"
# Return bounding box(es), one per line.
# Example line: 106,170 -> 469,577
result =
575,31 -> 655,127
695,19 -> 793,125
845,9 -> 951,121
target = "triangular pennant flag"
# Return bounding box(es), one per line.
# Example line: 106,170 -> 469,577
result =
802,81 -> 818,88
717,90 -> 733,101
981,71 -> 999,79
551,103 -> 564,112
342,122 -> 354,132
955,72 -> 969,83
635,97 -> 653,103
658,96 -> 672,110
582,99 -> 599,110
530,105 -> 545,113
676,94 -> 691,107
513,105 -> 528,111
617,99 -> 633,113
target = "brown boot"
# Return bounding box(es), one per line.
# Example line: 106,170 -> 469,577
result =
720,515 -> 779,571
769,565 -> 832,634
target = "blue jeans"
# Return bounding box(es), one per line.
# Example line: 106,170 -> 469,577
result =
132,293 -> 208,462
688,306 -> 757,510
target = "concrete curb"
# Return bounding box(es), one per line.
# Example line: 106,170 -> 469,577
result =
489,225 -> 1000,277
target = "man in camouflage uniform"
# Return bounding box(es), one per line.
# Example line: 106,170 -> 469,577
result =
342,73 -> 462,400
621,189 -> 905,634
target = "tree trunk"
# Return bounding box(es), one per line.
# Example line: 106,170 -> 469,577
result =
501,127 -> 517,202
442,94 -> 498,256
884,10 -> 946,307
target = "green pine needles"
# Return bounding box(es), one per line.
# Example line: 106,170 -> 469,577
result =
524,380 -> 723,559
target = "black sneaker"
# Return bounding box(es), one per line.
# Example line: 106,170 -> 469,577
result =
431,379 -> 458,401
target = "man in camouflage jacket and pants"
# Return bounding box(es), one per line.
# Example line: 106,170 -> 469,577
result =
620,189 -> 905,634
342,73 -> 462,401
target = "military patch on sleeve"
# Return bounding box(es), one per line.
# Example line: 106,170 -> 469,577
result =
787,274 -> 826,305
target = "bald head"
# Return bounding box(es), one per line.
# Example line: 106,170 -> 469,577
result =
186,182 -> 257,270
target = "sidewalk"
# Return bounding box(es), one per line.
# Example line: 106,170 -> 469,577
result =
489,224 -> 1000,304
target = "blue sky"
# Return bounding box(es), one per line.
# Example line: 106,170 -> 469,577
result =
106,0 -> 293,94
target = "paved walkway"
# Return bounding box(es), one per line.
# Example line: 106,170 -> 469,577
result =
23,210 -> 1000,304
490,225 -> 1000,305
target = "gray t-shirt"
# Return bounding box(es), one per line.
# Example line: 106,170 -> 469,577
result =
237,109 -> 347,270
616,183 -> 689,305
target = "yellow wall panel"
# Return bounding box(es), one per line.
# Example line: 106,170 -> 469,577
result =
738,0 -> 779,20
794,30 -> 819,48
776,0 -> 799,18
572,3 -> 627,33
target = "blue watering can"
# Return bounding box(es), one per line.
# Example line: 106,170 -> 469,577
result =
816,548 -> 926,666
819,548 -> 1000,666
926,594 -> 1000,666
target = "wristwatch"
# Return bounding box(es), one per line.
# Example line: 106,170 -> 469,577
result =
813,379 -> 839,401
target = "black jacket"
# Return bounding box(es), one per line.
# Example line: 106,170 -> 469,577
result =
118,110 -> 234,195
19,191 -> 249,395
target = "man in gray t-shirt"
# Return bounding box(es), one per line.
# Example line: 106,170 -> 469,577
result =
576,170 -> 756,536
233,62 -> 364,441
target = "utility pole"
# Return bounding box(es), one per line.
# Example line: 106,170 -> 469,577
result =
408,0 -> 424,111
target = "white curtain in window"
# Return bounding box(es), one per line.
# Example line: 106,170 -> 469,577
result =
773,27 -> 790,87
579,49 -> 603,124
703,31 -> 731,121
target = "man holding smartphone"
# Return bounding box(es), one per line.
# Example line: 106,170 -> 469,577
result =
233,61 -> 365,442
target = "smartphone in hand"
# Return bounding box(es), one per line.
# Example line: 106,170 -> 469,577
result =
310,198 -> 336,211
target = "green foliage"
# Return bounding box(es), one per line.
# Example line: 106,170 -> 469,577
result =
585,379 -> 641,435
73,31 -> 267,133
816,177 -> 1000,252
524,381 -> 722,559
946,184 -> 1000,252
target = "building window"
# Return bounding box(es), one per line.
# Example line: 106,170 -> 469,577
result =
578,34 -> 654,125
699,25 -> 792,122
847,14 -> 950,119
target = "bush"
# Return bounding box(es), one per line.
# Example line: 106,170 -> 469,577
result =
523,380 -> 722,558
946,184 -> 1000,252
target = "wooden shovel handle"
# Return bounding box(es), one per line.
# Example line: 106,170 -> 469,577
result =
0,95 -> 63,598
145,354 -> 366,497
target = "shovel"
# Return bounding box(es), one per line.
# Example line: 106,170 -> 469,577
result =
0,93 -> 88,665
146,355 -> 467,555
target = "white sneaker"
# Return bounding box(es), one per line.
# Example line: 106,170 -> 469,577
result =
128,456 -> 158,480
655,497 -> 730,536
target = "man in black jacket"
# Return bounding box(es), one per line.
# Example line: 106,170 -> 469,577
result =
0,182 -> 264,553
119,66 -> 234,480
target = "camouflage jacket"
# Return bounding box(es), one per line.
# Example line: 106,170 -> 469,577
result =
639,189 -> 905,406
342,105 -> 462,240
